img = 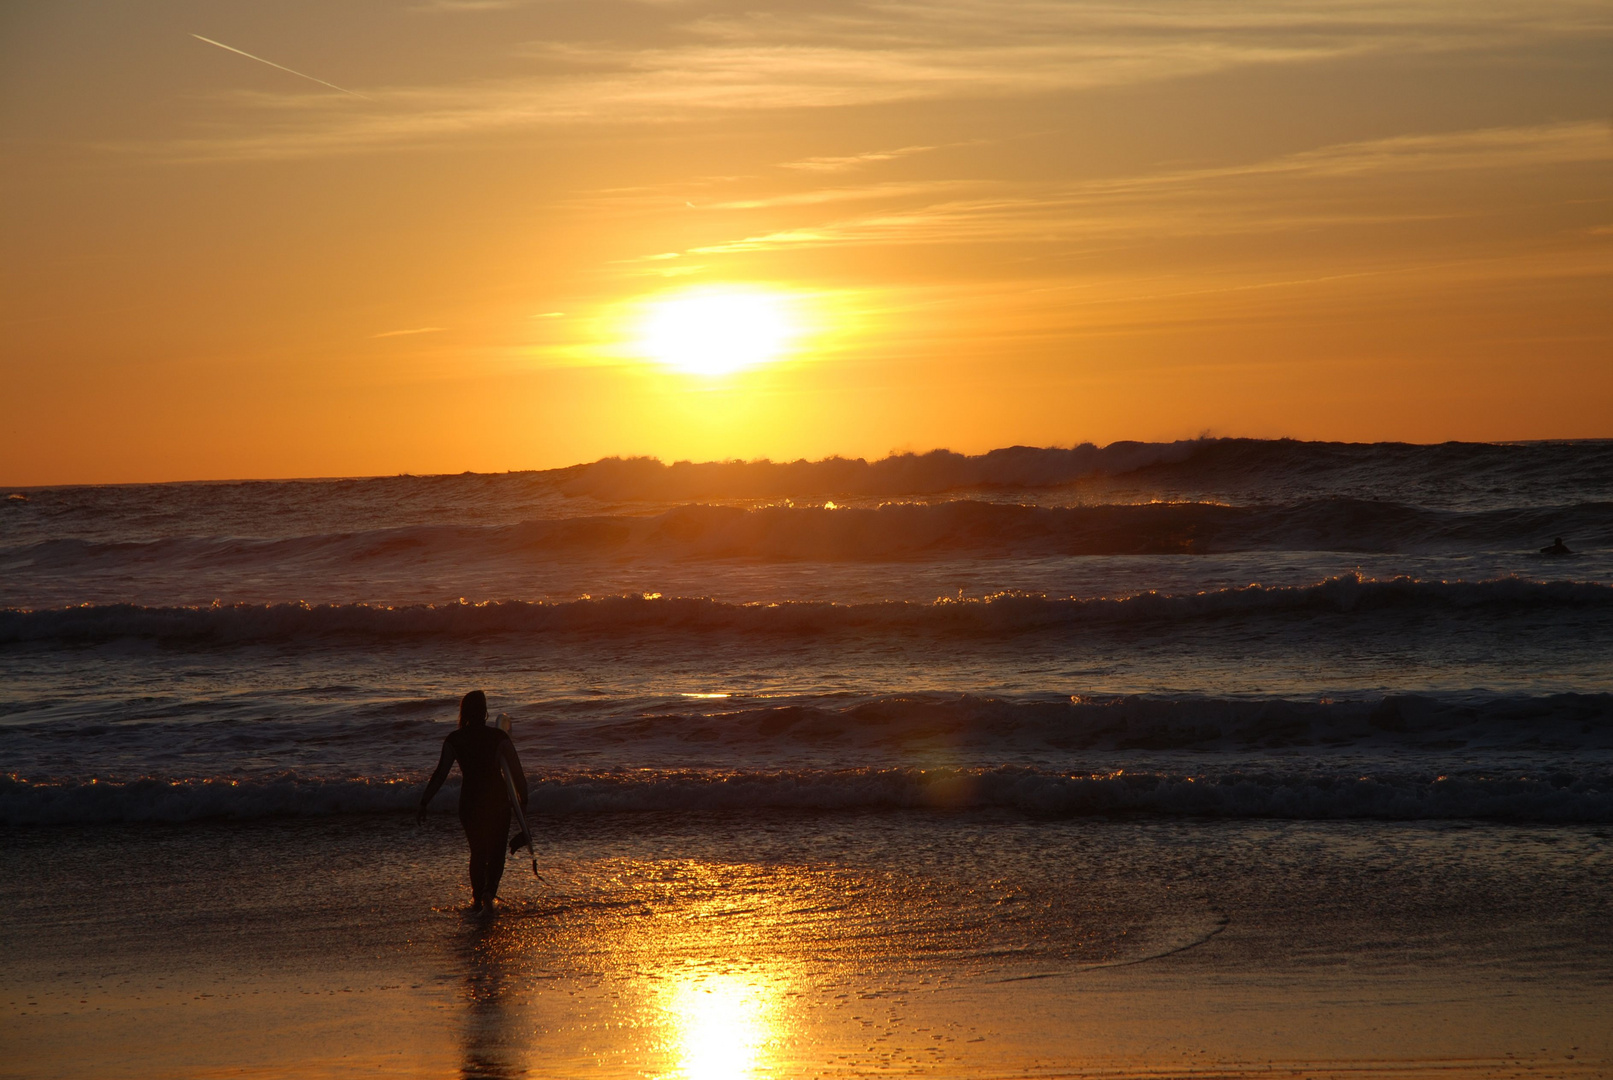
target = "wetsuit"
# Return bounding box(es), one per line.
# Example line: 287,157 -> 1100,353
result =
422,723 -> 528,905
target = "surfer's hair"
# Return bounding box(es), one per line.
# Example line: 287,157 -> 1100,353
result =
459,690 -> 488,728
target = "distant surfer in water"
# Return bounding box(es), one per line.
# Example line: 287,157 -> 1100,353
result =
419,690 -> 529,913
1540,537 -> 1573,556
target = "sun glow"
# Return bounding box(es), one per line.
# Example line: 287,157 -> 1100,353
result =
663,973 -> 775,1079
636,287 -> 798,376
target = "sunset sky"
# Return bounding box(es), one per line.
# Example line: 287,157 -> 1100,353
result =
2,0 -> 1610,484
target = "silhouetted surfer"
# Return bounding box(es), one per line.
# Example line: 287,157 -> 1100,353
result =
1540,537 -> 1573,557
419,690 -> 528,913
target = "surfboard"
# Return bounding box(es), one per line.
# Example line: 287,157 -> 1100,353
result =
494,713 -> 542,879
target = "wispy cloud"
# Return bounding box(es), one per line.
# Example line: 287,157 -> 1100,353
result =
372,326 -> 446,337
702,179 -> 976,212
781,146 -> 935,173
155,0 -> 1612,161
671,122 -> 1613,257
412,0 -> 532,10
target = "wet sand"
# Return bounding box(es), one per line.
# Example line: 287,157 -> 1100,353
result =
4,814 -> 1610,1078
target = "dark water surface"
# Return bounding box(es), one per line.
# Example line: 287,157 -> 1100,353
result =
4,439 -> 1610,827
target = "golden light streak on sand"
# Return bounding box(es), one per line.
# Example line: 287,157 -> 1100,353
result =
659,972 -> 778,1080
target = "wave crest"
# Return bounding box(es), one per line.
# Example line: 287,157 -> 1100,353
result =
9,497 -> 1610,574
549,439 -> 1613,506
3,576 -> 1610,645
6,765 -> 1609,826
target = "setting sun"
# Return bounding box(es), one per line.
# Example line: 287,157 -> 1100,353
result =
636,287 -> 798,376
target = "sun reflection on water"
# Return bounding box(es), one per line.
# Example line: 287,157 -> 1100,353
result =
661,972 -> 777,1080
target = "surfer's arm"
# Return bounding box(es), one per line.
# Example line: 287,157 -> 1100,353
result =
418,736 -> 457,820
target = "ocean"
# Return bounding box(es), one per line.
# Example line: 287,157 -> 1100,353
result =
4,438 -> 1612,1077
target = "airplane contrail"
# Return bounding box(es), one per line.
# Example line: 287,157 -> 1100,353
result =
191,34 -> 371,100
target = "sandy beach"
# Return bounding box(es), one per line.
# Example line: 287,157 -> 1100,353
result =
6,812 -> 1608,1079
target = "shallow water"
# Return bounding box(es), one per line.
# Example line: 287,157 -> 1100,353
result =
4,813 -> 1610,1077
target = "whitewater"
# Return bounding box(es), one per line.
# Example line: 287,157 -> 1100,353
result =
3,438 -> 1612,828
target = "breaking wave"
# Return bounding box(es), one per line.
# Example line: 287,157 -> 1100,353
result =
4,576 -> 1610,646
566,691 -> 1613,754
547,439 -> 1613,507
7,497 -> 1610,576
549,443 -> 1211,500
6,764 -> 1610,826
